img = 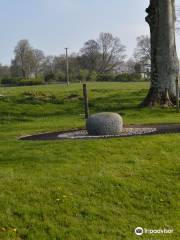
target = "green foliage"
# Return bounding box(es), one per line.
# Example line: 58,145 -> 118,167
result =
1,77 -> 19,86
88,71 -> 98,82
115,73 -> 144,82
44,71 -> 66,83
1,77 -> 44,86
97,73 -> 116,82
44,73 -> 56,82
96,73 -> 144,82
56,71 -> 66,82
78,69 -> 89,82
18,78 -> 44,86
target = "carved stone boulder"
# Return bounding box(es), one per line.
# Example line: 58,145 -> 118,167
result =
86,112 -> 123,136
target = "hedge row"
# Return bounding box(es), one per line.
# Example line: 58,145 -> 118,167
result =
44,73 -> 146,83
0,73 -> 147,86
96,73 -> 145,82
1,78 -> 44,86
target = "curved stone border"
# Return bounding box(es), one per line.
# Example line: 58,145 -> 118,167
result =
19,123 -> 180,141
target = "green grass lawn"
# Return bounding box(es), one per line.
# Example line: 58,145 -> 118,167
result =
0,82 -> 179,240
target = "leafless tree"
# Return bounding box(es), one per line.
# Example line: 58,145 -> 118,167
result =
80,40 -> 100,72
12,40 -> 45,78
126,58 -> 136,74
80,32 -> 126,73
32,49 -> 45,77
98,32 -> 126,73
42,55 -> 55,75
13,39 -> 33,78
134,35 -> 151,64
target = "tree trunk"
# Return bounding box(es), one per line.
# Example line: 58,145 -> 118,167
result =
142,0 -> 179,107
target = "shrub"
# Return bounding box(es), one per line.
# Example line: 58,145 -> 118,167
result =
18,78 -> 44,86
78,69 -> 89,82
44,73 -> 56,82
1,77 -> 44,86
96,72 -> 145,82
56,71 -> 65,82
96,73 -> 116,82
88,71 -> 98,82
114,73 -> 129,82
1,78 -> 18,86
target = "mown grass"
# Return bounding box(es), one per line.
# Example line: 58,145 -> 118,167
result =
0,82 -> 179,240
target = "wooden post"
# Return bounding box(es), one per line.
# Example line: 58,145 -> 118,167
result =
83,84 -> 89,119
176,75 -> 179,113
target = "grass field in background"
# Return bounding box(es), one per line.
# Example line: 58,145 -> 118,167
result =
0,82 -> 179,240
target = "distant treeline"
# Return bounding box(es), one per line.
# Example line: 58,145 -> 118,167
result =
0,33 -> 151,86
0,73 -> 146,87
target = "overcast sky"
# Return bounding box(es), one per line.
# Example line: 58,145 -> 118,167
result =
0,0 -> 180,65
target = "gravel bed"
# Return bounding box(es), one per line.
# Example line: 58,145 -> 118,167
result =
57,127 -> 157,139
19,124 -> 180,141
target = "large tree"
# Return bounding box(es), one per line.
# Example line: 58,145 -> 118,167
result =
80,40 -> 100,72
142,0 -> 179,107
98,32 -> 126,73
13,40 -> 33,78
32,49 -> 45,78
134,35 -> 151,64
80,33 -> 126,74
11,40 -> 45,79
